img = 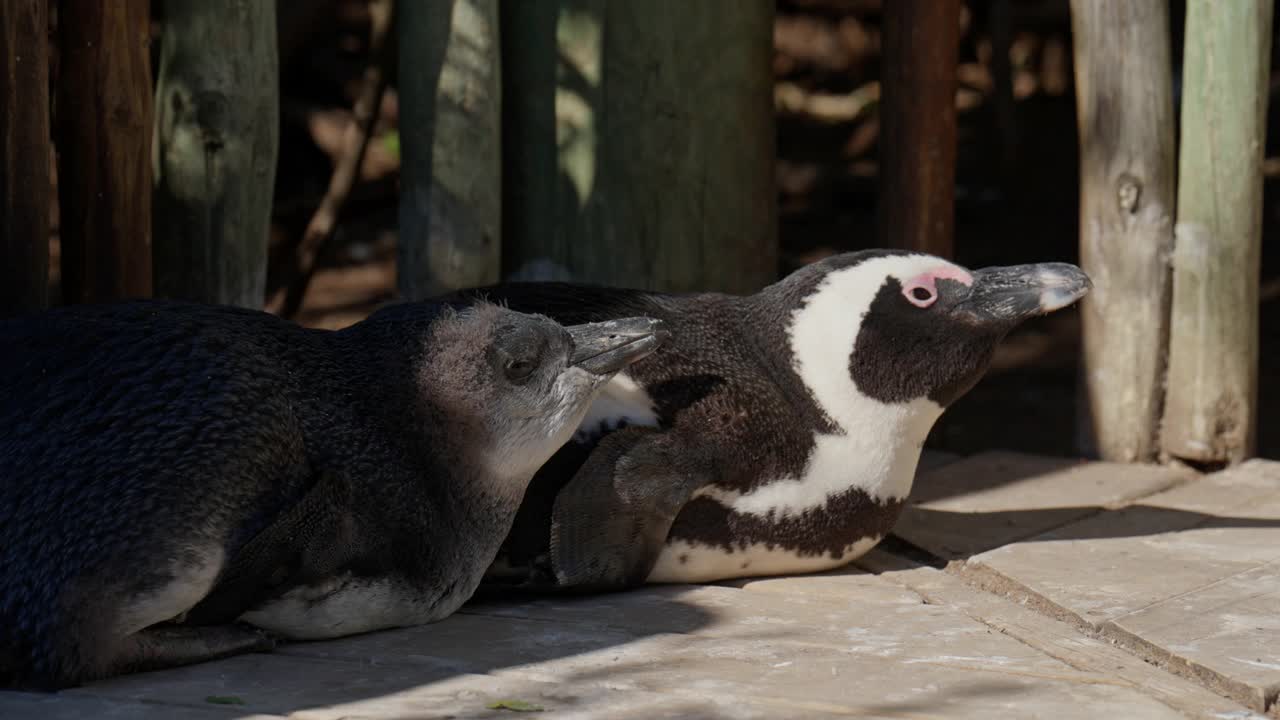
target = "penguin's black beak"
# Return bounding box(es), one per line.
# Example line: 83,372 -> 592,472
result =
567,317 -> 670,376
955,262 -> 1092,328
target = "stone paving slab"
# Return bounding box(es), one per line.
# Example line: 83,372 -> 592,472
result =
5,454 -> 1278,719
273,610 -> 645,673
410,579 -> 1190,717
917,448 -> 962,475
5,569 -> 1207,720
956,459 -> 1280,712
1107,562 -> 1280,713
854,548 -> 1265,719
895,450 -> 1195,560
69,652 -> 722,720
0,691 -> 280,719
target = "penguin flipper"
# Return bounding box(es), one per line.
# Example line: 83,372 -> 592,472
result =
548,427 -> 712,591
184,471 -> 356,625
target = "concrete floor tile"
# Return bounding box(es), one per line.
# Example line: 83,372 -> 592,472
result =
895,451 -> 1191,560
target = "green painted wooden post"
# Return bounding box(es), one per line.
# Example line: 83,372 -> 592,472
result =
398,0 -> 502,300
501,0 -> 776,294
1162,0 -> 1273,464
1069,0 -> 1176,462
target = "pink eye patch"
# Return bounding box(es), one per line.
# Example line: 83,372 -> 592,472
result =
901,266 -> 973,308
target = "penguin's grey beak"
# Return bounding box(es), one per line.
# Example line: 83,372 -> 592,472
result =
567,317 -> 669,376
955,262 -> 1092,327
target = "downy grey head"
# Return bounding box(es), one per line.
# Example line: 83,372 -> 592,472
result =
421,303 -> 669,487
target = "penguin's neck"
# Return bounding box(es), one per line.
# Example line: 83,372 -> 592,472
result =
328,323 -> 533,568
708,393 -> 942,517
719,263 -> 947,516
785,272 -> 947,508
808,393 -> 942,502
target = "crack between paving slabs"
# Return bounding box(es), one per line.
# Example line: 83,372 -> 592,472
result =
872,508 -> 1275,715
864,553 -> 1266,717
1098,619 -> 1278,715
875,509 -> 1274,707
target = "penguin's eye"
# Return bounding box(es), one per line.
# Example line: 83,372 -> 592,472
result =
902,280 -> 938,308
505,358 -> 537,382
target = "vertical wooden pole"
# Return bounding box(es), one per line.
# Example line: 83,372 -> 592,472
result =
0,0 -> 50,316
152,0 -> 279,309
1069,0 -> 1177,463
1162,0 -> 1273,464
398,0 -> 502,301
988,0 -> 1017,190
499,0 -> 559,282
878,0 -> 960,259
55,1 -> 153,304
502,0 -> 777,293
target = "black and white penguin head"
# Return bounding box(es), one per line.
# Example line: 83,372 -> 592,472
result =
422,303 -> 667,484
778,249 -> 1091,426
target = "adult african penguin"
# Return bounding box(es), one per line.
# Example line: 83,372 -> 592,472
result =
0,299 -> 665,688
445,249 -> 1091,591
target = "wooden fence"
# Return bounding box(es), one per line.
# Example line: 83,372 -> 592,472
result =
0,1 -> 1271,466
1072,0 -> 1273,465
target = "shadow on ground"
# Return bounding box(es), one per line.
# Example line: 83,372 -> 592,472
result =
39,596 -> 716,718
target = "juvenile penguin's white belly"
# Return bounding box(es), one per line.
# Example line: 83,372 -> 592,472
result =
240,573 -> 462,640
648,535 -> 884,584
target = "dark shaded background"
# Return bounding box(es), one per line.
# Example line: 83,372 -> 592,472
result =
214,0 -> 1279,459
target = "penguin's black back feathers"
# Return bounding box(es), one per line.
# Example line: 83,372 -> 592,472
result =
0,299 -> 470,686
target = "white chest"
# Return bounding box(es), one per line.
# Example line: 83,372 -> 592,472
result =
696,396 -> 941,517
572,372 -> 659,441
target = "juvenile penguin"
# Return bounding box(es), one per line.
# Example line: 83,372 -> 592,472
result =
448,249 -> 1091,591
0,299 -> 665,688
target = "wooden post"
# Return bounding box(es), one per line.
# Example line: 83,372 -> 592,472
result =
499,0 -> 558,283
1069,0 -> 1177,463
988,0 -> 1017,190
1162,0 -> 1273,464
0,0 -> 50,316
152,0 -> 279,309
501,0 -> 777,294
398,0 -> 502,301
55,1 -> 153,304
878,0 -> 960,258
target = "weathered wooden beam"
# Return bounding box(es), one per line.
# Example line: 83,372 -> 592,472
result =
878,0 -> 960,258
499,0 -> 557,283
1162,0 -> 1273,464
987,0 -> 1016,190
152,0 -> 279,309
1069,0 -> 1176,463
501,0 -> 777,293
398,0 -> 502,301
0,0 -> 50,317
55,0 -> 153,304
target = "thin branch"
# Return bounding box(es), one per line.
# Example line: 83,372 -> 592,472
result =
269,0 -> 395,318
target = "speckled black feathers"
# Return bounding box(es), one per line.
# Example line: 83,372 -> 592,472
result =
0,299 -> 481,688
451,256 -> 924,583
461,249 -> 1030,588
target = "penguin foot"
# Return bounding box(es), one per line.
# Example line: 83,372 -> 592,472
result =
114,623 -> 281,677
234,622 -> 281,653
